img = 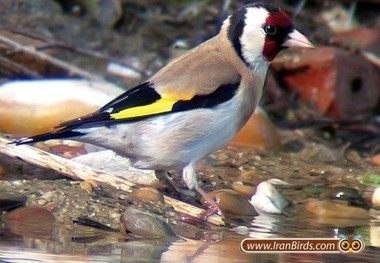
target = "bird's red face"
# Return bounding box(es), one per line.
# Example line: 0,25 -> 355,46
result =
262,10 -> 293,61
228,2 -> 313,66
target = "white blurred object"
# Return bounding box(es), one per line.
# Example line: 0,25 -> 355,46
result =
0,79 -> 124,136
372,188 -> 380,208
0,79 -> 123,105
317,5 -> 359,33
106,62 -> 142,80
250,181 -> 289,214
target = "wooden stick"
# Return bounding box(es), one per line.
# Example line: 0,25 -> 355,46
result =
0,34 -> 104,82
0,137 -> 223,225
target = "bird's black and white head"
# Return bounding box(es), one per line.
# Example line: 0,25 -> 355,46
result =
227,1 -> 313,67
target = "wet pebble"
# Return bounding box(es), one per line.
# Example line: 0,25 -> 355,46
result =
80,181 -> 93,193
0,191 -> 27,212
4,206 -> 55,239
133,188 -> 165,205
232,226 -> 250,235
121,207 -> 176,240
36,198 -> 48,206
204,189 -> 257,216
305,199 -> 370,219
232,181 -> 255,197
250,182 -> 289,214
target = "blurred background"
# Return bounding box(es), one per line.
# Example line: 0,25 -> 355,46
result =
0,0 -> 379,150
0,1 -> 379,262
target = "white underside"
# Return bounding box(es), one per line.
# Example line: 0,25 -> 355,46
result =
77,93 -> 243,170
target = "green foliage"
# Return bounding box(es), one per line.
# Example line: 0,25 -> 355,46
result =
359,173 -> 380,188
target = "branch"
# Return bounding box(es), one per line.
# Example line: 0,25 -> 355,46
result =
0,136 -> 223,226
0,34 -> 104,82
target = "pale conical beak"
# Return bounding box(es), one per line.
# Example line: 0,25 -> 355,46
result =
283,29 -> 314,48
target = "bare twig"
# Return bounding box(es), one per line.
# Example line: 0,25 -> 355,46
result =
346,1 -> 358,30
0,55 -> 42,78
0,34 -> 104,82
0,136 -> 224,226
0,28 -> 147,79
293,0 -> 307,18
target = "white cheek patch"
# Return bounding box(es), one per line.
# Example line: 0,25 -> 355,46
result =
240,7 -> 269,66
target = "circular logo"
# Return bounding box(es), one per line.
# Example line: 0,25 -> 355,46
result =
338,234 -> 365,253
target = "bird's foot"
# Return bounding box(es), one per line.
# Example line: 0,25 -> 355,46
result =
196,186 -> 220,221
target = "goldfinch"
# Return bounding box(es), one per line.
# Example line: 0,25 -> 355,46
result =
14,2 -> 312,207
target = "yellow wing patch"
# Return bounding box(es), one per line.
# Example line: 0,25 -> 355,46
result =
110,98 -> 177,120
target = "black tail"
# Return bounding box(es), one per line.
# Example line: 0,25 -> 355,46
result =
12,130 -> 85,145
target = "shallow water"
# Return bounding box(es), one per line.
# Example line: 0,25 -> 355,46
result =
1,207 -> 379,263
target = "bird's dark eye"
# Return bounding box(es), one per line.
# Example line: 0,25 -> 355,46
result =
264,24 -> 278,35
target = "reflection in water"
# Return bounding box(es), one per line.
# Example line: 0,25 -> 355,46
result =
249,215 -> 283,238
0,205 -> 379,262
0,247 -> 122,263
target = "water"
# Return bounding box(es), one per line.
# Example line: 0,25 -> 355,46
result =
1,209 -> 379,262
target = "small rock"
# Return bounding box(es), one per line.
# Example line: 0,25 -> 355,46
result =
232,182 -> 255,197
0,191 -> 27,212
250,182 -> 289,214
51,143 -> 87,158
204,189 -> 257,217
4,206 -> 55,239
121,207 -> 176,240
232,226 -> 249,235
80,181 -> 93,194
305,199 -> 369,219
133,188 -> 165,205
36,198 -> 48,206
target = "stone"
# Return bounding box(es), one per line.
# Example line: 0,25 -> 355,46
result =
272,47 -> 380,119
